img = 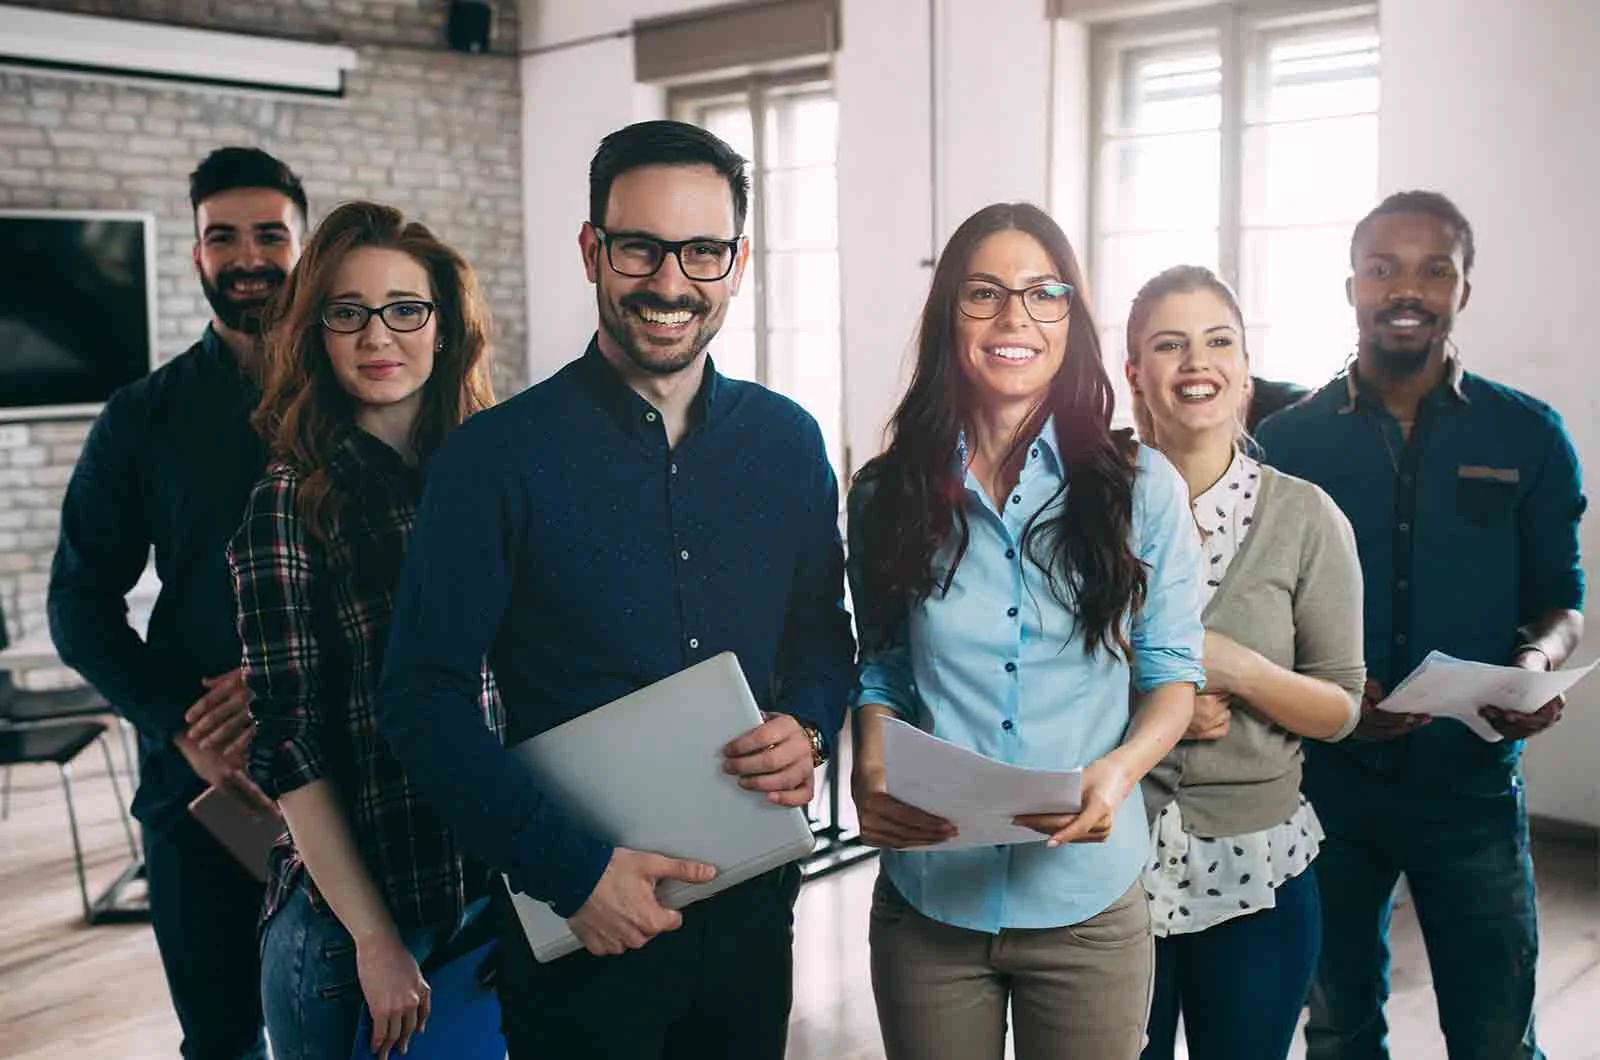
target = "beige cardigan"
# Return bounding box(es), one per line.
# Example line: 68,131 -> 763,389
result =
1141,465 -> 1366,836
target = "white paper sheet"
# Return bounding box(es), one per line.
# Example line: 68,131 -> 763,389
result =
1377,650 -> 1599,742
880,717 -> 1084,850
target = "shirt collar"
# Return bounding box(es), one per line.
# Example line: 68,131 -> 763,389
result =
1339,356 -> 1469,414
575,335 -> 723,438
328,426 -> 415,486
954,415 -> 1064,479
1191,448 -> 1255,537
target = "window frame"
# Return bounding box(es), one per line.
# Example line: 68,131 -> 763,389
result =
1087,1 -> 1378,386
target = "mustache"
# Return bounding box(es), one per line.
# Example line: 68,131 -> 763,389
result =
1377,302 -> 1436,325
215,266 -> 287,294
621,291 -> 709,315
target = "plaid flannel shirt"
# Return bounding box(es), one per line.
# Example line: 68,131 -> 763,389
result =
229,429 -> 503,932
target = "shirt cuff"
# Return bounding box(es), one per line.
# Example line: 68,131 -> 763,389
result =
1134,650 -> 1206,695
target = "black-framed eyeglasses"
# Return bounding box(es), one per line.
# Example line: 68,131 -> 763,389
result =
320,300 -> 436,334
593,226 -> 741,282
958,280 -> 1075,324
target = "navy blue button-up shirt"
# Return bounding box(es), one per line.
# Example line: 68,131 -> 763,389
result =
377,341 -> 856,917
49,327 -> 267,828
1256,364 -> 1585,792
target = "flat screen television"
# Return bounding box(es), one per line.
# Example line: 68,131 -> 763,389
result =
0,210 -> 157,420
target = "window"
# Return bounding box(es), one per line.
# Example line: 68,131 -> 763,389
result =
1090,4 -> 1379,410
673,72 -> 846,483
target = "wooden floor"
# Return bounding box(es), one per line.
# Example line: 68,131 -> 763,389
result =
3,739 -> 1597,1059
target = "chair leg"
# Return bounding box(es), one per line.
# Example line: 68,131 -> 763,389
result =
98,736 -> 138,859
59,763 -> 92,922
2,765 -> 11,821
116,718 -> 139,786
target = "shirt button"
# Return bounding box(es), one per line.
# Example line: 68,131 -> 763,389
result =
1031,448 -> 1039,459
1004,661 -> 1017,673
1397,578 -> 1409,591
688,637 -> 699,649
1007,607 -> 1018,618
1005,548 -> 1016,560
1401,474 -> 1413,486
680,549 -> 690,561
1002,720 -> 1015,731
1398,522 -> 1410,533
644,411 -> 658,423
670,463 -> 679,475
1395,634 -> 1407,646
1011,494 -> 1022,506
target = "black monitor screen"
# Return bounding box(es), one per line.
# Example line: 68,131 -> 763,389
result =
0,214 -> 153,415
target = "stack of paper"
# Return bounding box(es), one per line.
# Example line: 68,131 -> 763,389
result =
881,717 -> 1083,850
1376,651 -> 1598,742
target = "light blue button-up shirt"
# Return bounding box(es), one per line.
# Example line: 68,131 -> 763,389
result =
848,421 -> 1205,933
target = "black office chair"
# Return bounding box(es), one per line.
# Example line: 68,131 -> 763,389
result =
0,602 -> 140,922
0,722 -> 138,920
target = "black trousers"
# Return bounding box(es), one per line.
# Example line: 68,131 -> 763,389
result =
144,812 -> 268,1060
495,863 -> 803,1059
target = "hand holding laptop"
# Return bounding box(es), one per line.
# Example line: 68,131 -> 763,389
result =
568,849 -> 718,957
722,711 -> 817,807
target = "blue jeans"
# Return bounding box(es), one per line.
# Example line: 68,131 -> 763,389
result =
259,882 -> 488,1060
1303,751 -> 1542,1060
1142,866 -> 1321,1060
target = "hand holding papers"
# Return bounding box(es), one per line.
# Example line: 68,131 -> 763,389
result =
880,717 -> 1083,850
1376,651 -> 1598,742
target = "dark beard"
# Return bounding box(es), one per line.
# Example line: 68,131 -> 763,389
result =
597,289 -> 718,376
1367,339 -> 1432,377
200,266 -> 285,335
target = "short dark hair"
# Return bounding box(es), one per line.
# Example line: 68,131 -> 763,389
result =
1350,189 -> 1475,275
588,120 -> 750,235
189,146 -> 308,227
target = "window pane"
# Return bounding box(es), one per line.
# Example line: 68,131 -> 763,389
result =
1109,42 -> 1222,135
1095,229 -> 1219,329
766,250 -> 840,331
697,102 -> 754,160
1238,225 -> 1359,387
1248,24 -> 1379,123
764,92 -> 837,168
1097,132 -> 1221,232
711,327 -> 757,382
768,328 -> 844,482
763,166 -> 838,250
1241,114 -> 1378,227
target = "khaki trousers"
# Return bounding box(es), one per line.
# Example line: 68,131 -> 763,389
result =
869,872 -> 1154,1060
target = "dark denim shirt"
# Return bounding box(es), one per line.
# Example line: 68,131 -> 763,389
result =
49,327 -> 267,827
378,340 -> 856,916
1256,363 -> 1586,794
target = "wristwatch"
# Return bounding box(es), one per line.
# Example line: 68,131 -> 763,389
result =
799,722 -> 827,768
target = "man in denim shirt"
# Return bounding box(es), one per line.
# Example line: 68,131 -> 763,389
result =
1257,191 -> 1585,1060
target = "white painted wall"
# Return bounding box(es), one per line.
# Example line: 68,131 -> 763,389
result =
1380,0 -> 1600,827
518,0 -> 1075,470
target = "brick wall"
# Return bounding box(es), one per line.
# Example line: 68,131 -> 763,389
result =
0,0 -> 528,668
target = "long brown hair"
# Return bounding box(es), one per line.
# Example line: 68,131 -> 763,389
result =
854,203 -> 1146,660
254,201 -> 495,541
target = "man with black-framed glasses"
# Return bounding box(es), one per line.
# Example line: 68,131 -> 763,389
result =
377,120 -> 854,1059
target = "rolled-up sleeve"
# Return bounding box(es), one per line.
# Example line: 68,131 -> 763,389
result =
229,469 -> 327,798
1130,447 -> 1207,693
1520,410 -> 1587,617
845,478 -> 918,718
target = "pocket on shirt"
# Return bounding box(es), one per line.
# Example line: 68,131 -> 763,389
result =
1455,473 -> 1518,528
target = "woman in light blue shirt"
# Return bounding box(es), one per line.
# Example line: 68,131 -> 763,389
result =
847,202 -> 1205,1060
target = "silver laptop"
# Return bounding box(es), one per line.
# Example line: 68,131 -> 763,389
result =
505,652 -> 816,962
